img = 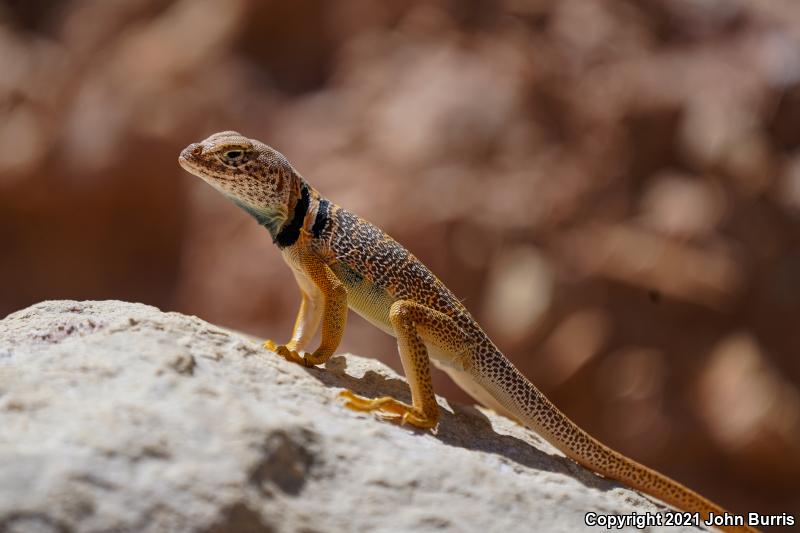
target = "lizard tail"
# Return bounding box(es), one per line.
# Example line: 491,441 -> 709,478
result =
469,353 -> 758,533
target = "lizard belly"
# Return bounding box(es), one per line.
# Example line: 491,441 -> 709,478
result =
433,361 -> 522,423
331,262 -> 396,336
329,262 -> 503,416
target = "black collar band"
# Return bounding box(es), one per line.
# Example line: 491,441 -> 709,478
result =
312,198 -> 330,238
274,184 -> 309,248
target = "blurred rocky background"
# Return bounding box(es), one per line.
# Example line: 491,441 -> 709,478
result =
1,0 -> 798,524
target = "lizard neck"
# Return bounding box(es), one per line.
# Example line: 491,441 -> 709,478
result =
307,189 -> 331,239
228,172 -> 328,249
274,183 -> 310,248
229,196 -> 287,238
272,179 -> 331,248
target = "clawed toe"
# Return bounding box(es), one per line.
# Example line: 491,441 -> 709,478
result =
338,390 -> 437,429
264,340 -> 311,366
339,390 -> 399,413
263,339 -> 279,352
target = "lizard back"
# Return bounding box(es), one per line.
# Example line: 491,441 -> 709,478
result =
311,204 -> 477,337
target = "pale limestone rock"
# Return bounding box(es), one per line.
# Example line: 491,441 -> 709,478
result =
0,300 -> 696,533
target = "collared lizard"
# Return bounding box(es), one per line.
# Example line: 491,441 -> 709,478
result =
179,131 -> 756,533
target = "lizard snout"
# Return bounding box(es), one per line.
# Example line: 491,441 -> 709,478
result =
178,143 -> 203,164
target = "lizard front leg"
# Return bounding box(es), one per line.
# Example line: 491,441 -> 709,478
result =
341,300 -> 472,429
264,264 -> 324,355
268,247 -> 347,367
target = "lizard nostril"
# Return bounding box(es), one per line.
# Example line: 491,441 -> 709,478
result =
191,144 -> 203,156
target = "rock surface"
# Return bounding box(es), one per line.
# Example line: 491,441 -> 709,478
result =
0,300 -> 698,533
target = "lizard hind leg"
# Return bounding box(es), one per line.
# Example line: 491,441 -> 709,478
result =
340,300 -> 472,430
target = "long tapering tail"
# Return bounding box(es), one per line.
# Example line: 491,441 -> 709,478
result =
469,353 -> 758,533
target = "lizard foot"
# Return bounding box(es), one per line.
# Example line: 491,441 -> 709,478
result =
263,340 -> 314,367
339,390 -> 437,429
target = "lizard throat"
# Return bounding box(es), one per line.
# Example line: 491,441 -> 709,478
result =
274,184 -> 310,248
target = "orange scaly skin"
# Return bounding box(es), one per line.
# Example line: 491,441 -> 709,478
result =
179,131 -> 757,533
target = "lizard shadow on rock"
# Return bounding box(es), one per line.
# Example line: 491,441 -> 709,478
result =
297,355 -> 624,494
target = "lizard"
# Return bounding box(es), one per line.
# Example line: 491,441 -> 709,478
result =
179,131 -> 757,533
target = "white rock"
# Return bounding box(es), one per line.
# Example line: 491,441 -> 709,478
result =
0,300 -> 695,533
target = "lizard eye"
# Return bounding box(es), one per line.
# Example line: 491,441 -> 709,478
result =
218,149 -> 247,167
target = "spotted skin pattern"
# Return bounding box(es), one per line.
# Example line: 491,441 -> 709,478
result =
179,132 -> 757,533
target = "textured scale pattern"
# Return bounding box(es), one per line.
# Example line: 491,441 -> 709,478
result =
179,132 -> 757,533
314,207 -> 473,324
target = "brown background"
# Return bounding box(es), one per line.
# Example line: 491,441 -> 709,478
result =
1,0 -> 799,526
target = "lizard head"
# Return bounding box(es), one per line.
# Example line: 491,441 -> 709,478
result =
179,131 -> 302,237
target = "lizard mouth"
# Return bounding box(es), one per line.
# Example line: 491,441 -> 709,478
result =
178,144 -> 201,173
178,147 -> 234,183
177,153 -> 195,173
